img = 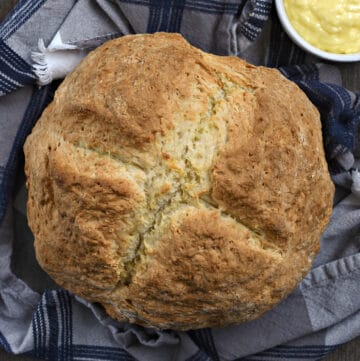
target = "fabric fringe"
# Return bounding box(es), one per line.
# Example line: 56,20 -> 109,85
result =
31,39 -> 53,86
31,37 -> 87,86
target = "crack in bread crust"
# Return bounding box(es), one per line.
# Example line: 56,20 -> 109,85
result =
72,85 -> 242,289
68,78 -> 281,291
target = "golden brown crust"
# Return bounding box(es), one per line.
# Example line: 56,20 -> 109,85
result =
24,33 -> 334,330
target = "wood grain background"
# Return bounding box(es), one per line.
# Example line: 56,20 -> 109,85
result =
0,1 -> 359,360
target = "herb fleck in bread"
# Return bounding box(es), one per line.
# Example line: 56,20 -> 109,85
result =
24,33 -> 334,330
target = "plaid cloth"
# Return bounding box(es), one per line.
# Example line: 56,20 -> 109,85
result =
1,1 -> 360,361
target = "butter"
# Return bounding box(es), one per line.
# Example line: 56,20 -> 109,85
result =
284,0 -> 360,54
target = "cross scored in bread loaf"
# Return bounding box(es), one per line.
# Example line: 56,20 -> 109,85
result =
24,33 -> 334,330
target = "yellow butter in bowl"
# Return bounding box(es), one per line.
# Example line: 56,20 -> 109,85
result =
284,0 -> 360,54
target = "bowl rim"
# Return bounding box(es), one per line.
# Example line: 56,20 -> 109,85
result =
274,0 -> 360,63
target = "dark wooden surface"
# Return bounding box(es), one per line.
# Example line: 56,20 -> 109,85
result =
0,2 -> 359,361
338,63 -> 360,92
0,0 -> 17,20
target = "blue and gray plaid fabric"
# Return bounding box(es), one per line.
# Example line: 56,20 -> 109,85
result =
1,1 -> 360,361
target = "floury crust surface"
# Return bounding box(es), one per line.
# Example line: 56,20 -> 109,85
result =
24,33 -> 334,330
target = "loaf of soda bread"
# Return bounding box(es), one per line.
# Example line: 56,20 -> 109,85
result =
24,33 -> 334,330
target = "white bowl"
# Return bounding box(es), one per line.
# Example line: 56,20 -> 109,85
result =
275,0 -> 360,62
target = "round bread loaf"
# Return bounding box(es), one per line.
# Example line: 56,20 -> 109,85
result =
24,33 -> 334,330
